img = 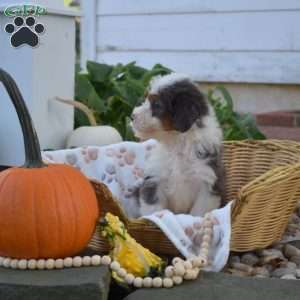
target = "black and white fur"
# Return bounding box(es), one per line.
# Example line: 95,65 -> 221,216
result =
131,73 -> 224,217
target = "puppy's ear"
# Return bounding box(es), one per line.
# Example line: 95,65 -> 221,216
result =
170,89 -> 208,132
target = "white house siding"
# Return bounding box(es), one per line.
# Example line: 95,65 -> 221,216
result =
81,0 -> 300,84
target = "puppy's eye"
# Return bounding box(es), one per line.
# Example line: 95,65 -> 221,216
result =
151,101 -> 162,110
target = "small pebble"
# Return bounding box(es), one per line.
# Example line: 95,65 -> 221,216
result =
279,261 -> 297,269
290,255 -> 300,266
172,276 -> 183,285
231,262 -> 253,275
101,255 -> 111,265
281,274 -> 297,280
284,244 -> 300,258
153,277 -> 163,288
241,253 -> 259,266
54,259 -> 64,269
253,267 -> 269,277
228,255 -> 240,266
143,277 -> 153,288
63,257 -> 73,268
272,267 -> 296,278
37,259 -> 46,270
133,277 -> 143,288
91,255 -> 101,266
163,278 -> 173,288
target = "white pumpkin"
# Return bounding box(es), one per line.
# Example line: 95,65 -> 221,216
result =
55,97 -> 122,148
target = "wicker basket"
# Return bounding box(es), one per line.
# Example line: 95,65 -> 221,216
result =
88,140 -> 300,254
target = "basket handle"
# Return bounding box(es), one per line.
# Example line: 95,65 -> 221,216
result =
0,68 -> 45,168
231,163 -> 300,220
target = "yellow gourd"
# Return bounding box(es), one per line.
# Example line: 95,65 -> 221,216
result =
101,213 -> 164,277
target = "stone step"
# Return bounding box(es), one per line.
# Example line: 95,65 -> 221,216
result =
125,271 -> 300,300
0,266 -> 111,300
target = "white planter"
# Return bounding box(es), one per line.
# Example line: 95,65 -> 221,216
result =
0,0 -> 79,166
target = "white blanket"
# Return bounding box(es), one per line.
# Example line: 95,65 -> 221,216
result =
43,140 -> 231,271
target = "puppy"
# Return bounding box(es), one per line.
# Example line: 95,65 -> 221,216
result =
131,73 -> 224,217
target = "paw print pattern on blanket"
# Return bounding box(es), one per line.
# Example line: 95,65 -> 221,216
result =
42,139 -> 157,218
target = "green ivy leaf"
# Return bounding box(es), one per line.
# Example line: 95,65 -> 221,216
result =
87,61 -> 113,83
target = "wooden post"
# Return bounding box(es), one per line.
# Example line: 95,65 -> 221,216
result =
0,0 -> 79,166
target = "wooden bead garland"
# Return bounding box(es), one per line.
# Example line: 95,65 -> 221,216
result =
0,213 -> 214,289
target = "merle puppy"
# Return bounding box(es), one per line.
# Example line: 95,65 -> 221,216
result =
131,73 -> 224,217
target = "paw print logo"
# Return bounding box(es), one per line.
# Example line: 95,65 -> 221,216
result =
4,16 -> 45,48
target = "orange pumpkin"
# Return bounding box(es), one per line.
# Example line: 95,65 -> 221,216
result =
0,68 -> 99,259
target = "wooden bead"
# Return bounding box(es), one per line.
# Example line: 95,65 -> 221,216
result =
91,255 -> 101,266
28,259 -> 37,270
172,276 -> 183,285
201,241 -> 210,249
37,259 -> 46,270
10,259 -> 18,269
82,256 -> 91,266
200,248 -> 209,256
164,266 -> 174,277
143,277 -> 153,288
202,235 -> 211,243
184,269 -> 197,280
203,220 -> 213,227
54,259 -> 64,269
183,261 -> 192,270
125,273 -> 135,285
153,277 -> 163,288
192,256 -> 207,268
110,261 -> 120,271
101,255 -> 111,266
63,257 -> 73,268
18,259 -> 27,270
174,263 -> 185,277
163,278 -> 173,288
45,259 -> 55,269
133,277 -> 143,288
204,228 -> 213,236
0,257 -> 4,266
172,257 -> 183,266
117,268 -> 127,278
73,256 -> 82,267
3,258 -> 11,268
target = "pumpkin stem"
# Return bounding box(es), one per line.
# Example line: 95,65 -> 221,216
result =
55,97 -> 98,126
0,69 -> 46,168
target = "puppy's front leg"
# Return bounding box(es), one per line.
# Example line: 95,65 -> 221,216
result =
190,183 -> 221,217
139,176 -> 166,216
